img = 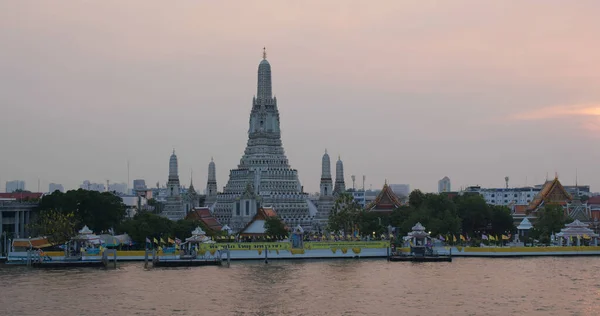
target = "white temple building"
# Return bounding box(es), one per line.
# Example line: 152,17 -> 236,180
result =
212,49 -> 317,232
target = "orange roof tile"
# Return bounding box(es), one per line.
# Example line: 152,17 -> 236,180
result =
185,207 -> 222,232
365,183 -> 403,212
526,177 -> 572,212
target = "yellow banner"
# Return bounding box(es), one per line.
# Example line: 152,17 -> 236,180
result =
304,241 -> 389,250
201,242 -> 291,251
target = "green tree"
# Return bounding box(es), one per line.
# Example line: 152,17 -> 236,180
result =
533,204 -> 570,239
408,189 -> 425,208
489,205 -> 515,236
28,210 -> 77,244
39,189 -> 126,232
264,216 -> 288,238
327,193 -> 361,234
455,194 -> 491,235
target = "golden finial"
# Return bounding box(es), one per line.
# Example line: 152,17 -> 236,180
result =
263,47 -> 267,60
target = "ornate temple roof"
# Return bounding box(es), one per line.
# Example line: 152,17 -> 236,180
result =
239,206 -> 282,236
364,183 -> 404,212
186,207 -> 222,232
517,217 -> 533,230
556,219 -> 599,238
526,177 -> 572,213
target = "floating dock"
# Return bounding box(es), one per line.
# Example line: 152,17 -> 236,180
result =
389,255 -> 452,262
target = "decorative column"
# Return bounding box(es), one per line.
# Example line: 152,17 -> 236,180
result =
14,211 -> 19,238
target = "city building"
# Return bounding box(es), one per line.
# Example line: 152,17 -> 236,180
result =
133,179 -> 147,191
48,183 -> 64,193
5,180 -> 25,193
108,182 -> 127,194
212,49 -> 317,232
463,185 -> 540,207
438,176 -> 451,193
80,180 -> 105,192
161,150 -> 185,220
389,184 -> 410,197
0,192 -> 43,254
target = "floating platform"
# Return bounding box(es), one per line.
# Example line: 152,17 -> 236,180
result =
152,259 -> 222,267
389,255 -> 452,262
31,260 -> 107,268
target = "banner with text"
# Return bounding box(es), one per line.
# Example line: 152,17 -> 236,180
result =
304,241 -> 389,250
201,243 -> 291,251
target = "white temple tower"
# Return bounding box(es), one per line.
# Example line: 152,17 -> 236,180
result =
212,49 -> 316,231
162,150 -> 185,220
320,150 -> 333,197
314,150 -> 335,231
205,158 -> 218,207
333,156 -> 346,195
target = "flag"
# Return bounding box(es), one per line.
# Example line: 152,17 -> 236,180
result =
481,234 -> 488,240
160,237 -> 165,244
168,237 -> 175,244
175,238 -> 181,244
453,235 -> 457,242
145,237 -> 151,244
501,234 -> 509,240
489,235 -> 495,241
460,235 -> 465,241
438,235 -> 445,241
153,237 -> 158,244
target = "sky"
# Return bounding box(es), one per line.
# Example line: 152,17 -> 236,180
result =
1,0 -> 599,194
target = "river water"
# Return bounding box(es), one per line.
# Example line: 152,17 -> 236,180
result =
1,257 -> 599,316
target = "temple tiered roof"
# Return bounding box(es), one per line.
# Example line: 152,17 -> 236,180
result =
526,177 -> 572,213
556,220 -> 598,238
186,207 -> 222,232
239,207 -> 281,237
364,183 -> 404,212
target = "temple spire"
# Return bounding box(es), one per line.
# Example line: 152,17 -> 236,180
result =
257,48 -> 272,100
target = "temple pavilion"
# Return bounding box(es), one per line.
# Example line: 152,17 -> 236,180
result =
556,219 -> 599,246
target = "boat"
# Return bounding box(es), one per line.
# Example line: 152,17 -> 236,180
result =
150,227 -> 224,267
389,222 -> 452,262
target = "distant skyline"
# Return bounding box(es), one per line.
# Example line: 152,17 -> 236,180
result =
1,1 -> 599,193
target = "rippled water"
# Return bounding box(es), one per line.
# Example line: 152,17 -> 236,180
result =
1,257 -> 599,316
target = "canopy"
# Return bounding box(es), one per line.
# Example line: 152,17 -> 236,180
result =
517,217 -> 533,230
12,237 -> 53,249
99,234 -> 132,247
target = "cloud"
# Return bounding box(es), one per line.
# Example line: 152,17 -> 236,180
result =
512,104 -> 600,134
512,104 -> 600,120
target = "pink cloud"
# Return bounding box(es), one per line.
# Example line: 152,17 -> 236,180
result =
512,104 -> 600,120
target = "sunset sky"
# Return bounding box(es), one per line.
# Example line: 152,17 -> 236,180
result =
1,1 -> 599,193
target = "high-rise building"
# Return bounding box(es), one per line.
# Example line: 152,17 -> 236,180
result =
162,150 -> 184,220
438,176 -> 451,193
108,182 -> 127,194
212,49 -> 317,231
80,180 -> 105,192
48,183 -> 64,193
133,179 -> 147,191
6,180 -> 25,193
389,184 -> 410,197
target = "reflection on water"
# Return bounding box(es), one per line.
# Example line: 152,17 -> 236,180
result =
1,257 -> 599,316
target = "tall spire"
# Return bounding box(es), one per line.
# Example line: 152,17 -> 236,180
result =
206,158 -> 217,198
333,156 -> 346,195
169,150 -> 179,180
257,47 -> 272,100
